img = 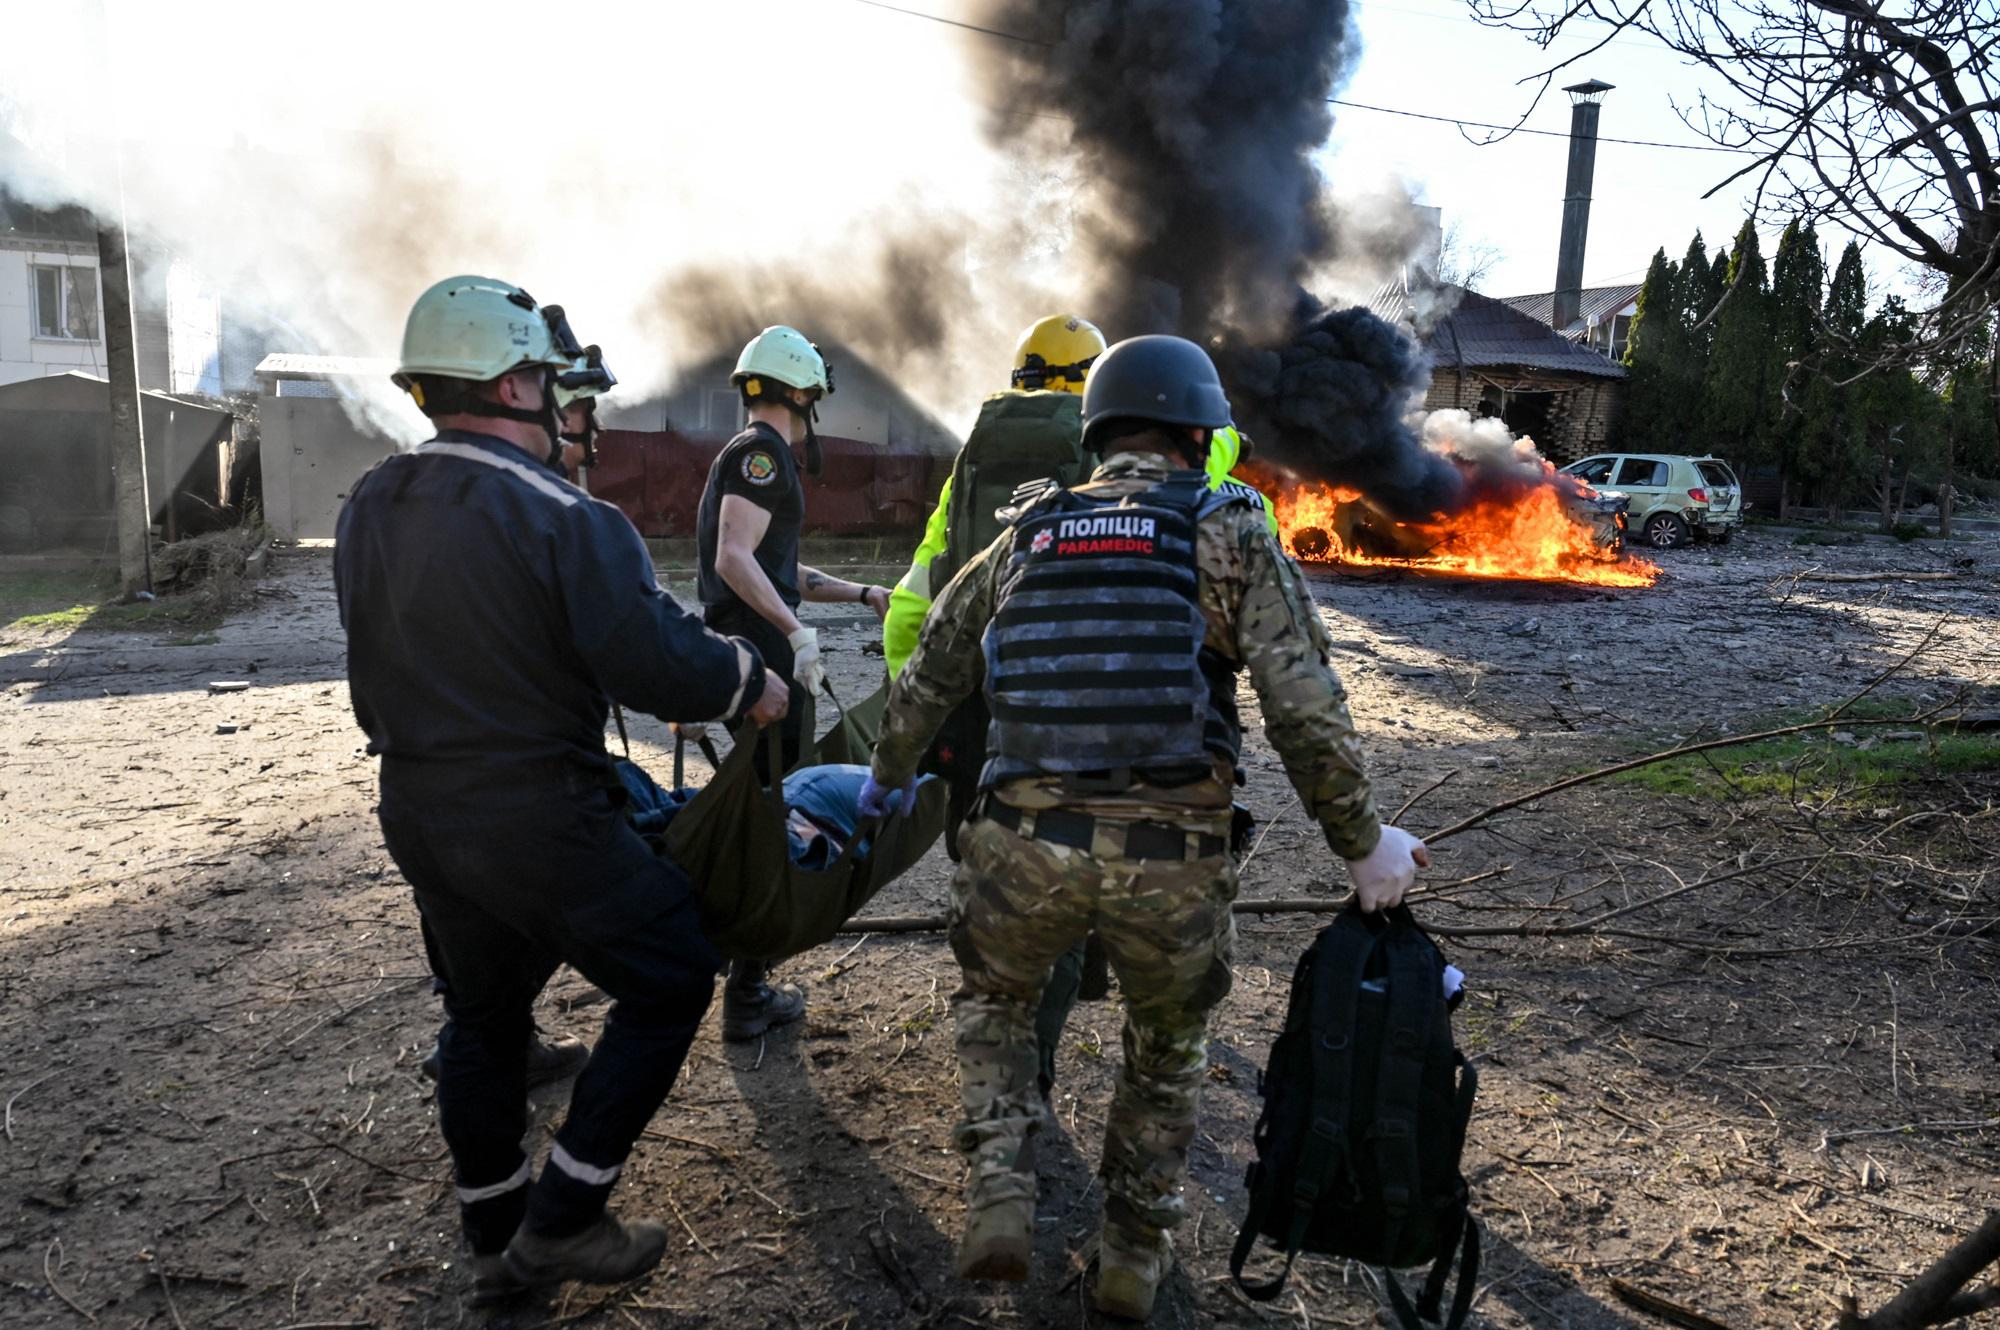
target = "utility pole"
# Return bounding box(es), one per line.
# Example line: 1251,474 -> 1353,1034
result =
90,0 -> 150,598
97,213 -> 152,598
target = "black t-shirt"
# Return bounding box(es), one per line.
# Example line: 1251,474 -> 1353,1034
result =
697,421 -> 804,617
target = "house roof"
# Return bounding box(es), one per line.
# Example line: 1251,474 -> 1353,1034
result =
0,370 -> 233,417
254,353 -> 397,381
0,189 -> 96,245
1369,277 -> 1627,380
1496,284 -> 1643,339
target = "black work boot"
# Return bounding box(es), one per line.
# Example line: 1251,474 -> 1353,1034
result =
465,1253 -> 530,1306
501,1212 -> 669,1287
720,960 -> 806,1042
421,1025 -> 590,1088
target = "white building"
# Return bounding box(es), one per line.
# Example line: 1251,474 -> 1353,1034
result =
1,186 -> 260,396
0,195 -> 109,387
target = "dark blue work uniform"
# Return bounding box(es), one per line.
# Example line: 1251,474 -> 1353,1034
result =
696,421 -> 808,771
335,429 -> 768,1253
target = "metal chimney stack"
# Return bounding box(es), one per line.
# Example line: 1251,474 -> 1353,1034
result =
1553,79 -> 1613,334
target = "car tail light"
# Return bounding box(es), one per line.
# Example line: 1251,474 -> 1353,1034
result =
1688,487 -> 1708,504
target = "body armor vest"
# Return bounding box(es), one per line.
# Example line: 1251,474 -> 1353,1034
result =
979,475 -> 1249,791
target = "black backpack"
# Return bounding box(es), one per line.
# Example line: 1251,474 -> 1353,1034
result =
1230,905 -> 1480,1328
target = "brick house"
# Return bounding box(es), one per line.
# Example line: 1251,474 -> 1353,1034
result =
1371,275 -> 1626,464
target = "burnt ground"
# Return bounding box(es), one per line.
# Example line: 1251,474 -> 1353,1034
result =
2,527 -> 1996,1330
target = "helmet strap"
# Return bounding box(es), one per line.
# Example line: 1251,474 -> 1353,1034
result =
774,389 -> 825,477
561,401 -> 602,470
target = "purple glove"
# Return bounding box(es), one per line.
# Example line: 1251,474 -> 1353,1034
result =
859,773 -> 917,819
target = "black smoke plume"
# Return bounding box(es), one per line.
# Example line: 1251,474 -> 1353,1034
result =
1218,301 -> 1465,515
974,0 -> 1464,517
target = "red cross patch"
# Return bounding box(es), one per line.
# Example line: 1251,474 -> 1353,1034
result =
1031,529 -> 1053,553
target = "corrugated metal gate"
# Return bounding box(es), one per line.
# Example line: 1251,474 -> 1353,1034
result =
588,430 -> 942,538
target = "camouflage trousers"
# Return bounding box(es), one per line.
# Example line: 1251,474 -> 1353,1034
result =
948,811 -> 1237,1238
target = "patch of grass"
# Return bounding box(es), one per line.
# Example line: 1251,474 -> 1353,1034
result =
1,520 -> 268,635
0,568 -> 119,630
1612,702 -> 1997,803
1791,530 -> 1865,546
1891,519 -> 1929,542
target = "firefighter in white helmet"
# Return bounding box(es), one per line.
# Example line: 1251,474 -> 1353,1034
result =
553,344 -> 617,482
338,275 -> 787,1302
692,325 -> 889,1041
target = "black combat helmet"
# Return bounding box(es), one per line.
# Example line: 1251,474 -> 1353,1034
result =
1079,334 -> 1234,447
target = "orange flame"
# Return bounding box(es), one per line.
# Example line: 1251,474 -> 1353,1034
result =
1247,466 -> 1660,588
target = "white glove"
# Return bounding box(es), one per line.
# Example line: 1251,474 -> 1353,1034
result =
1344,824 -> 1430,913
787,626 -> 825,694
671,721 -> 711,741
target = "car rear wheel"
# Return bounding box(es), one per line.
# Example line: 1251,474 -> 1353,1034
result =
1644,512 -> 1689,549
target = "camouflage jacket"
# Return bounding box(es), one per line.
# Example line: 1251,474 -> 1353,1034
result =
873,452 -> 1384,858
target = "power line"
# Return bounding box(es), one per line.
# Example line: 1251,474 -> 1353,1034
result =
1328,98 -> 1762,154
845,0 -> 1045,46
842,0 -> 1758,156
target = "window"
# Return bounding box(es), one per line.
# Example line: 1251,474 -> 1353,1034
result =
32,265 -> 100,341
1696,461 -> 1737,489
1570,458 -> 1615,485
1615,457 -> 1667,487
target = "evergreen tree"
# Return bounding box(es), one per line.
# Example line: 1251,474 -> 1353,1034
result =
1765,220 -> 1826,511
1673,232 -> 1725,367
1703,218 -> 1773,463
1853,297 -> 1935,528
1939,320 -> 1997,498
1801,241 -> 1869,509
1618,247 -> 1682,450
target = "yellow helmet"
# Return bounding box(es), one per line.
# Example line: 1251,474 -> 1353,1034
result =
1011,314 -> 1106,394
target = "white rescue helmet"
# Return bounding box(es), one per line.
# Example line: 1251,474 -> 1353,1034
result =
731,326 -> 833,398
392,275 -> 580,396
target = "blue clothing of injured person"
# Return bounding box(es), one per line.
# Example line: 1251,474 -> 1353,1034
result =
618,762 -> 933,869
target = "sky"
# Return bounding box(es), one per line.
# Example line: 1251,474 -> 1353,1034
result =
1326,0 -> 1782,296
0,0 -> 1905,436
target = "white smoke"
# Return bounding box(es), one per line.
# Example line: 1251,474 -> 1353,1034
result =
2,2 -> 1448,446
0,1 -> 1072,442
1418,408 -> 1566,491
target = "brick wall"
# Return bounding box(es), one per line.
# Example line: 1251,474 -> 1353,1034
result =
1418,367 -> 1624,464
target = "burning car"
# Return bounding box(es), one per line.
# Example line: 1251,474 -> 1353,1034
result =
1244,413 -> 1658,588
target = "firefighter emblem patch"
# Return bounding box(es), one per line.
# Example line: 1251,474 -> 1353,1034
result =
742,451 -> 777,486
1030,529 -> 1053,553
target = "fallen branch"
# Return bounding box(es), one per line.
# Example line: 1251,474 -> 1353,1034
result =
833,871 -> 1513,935
44,1239 -> 97,1326
5,1067 -> 63,1143
1797,571 -> 1965,583
1837,1210 -> 2000,1330
1820,1117 -> 2000,1147
1421,622 -> 1957,845
1608,1277 -> 1739,1330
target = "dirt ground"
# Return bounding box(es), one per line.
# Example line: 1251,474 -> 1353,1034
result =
2,525 -> 1996,1330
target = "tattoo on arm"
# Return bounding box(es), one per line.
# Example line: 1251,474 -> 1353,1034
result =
804,570 -> 827,592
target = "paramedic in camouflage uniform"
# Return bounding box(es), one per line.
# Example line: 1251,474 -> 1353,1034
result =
863,335 -> 1429,1320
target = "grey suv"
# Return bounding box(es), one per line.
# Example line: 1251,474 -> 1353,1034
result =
1560,454 -> 1744,548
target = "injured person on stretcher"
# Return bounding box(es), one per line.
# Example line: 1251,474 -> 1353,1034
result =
617,760 -> 936,870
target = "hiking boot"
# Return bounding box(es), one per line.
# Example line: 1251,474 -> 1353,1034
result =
721,962 -> 806,1042
956,1191 -> 1034,1282
1094,1224 -> 1173,1321
501,1213 -> 669,1287
466,1253 -> 529,1306
420,1027 -> 589,1088
523,1030 -> 590,1086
